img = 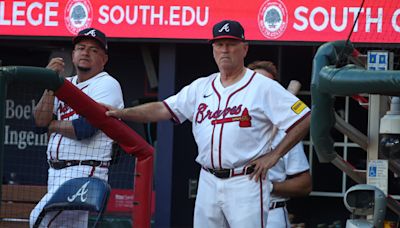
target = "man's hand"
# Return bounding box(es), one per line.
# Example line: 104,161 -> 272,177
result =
47,57 -> 65,75
248,151 -> 281,182
100,103 -> 123,119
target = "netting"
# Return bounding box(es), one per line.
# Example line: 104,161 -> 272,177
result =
0,70 -> 153,227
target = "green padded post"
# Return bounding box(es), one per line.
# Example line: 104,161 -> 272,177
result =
0,66 -> 63,209
312,41 -> 400,163
2,66 -> 63,91
311,40 -> 355,163
320,65 -> 400,96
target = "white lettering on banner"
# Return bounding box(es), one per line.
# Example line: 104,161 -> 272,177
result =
125,6 -> 138,24
13,1 -> 25,26
98,4 -> 208,26
45,2 -> 58,26
6,99 -> 36,120
139,5 -> 150,24
310,7 -> 329,31
392,9 -> 400,32
0,2 -> 10,25
0,1 -> 58,26
293,6 -> 383,33
151,5 -> 163,25
182,6 -> 195,26
169,6 -> 180,25
110,5 -> 125,24
4,125 -> 48,150
366,8 -> 382,33
27,2 -> 43,26
330,7 -> 347,32
4,99 -> 47,150
293,6 -> 307,31
348,7 -> 363,32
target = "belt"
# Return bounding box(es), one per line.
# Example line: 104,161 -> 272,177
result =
269,201 -> 286,210
202,165 -> 255,179
48,160 -> 110,170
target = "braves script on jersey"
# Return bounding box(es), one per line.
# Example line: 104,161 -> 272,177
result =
47,72 -> 124,161
164,68 -> 310,169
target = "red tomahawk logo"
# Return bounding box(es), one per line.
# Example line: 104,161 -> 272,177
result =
211,108 -> 252,127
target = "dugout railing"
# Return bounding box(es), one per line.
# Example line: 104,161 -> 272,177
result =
311,40 -> 400,216
0,66 -> 154,228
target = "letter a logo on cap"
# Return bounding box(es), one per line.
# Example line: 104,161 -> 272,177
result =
210,20 -> 245,43
84,29 -> 97,37
218,23 -> 230,33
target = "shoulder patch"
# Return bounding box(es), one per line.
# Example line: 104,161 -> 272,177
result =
291,100 -> 307,114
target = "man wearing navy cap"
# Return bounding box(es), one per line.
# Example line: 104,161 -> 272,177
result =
105,19 -> 311,227
30,28 -> 124,227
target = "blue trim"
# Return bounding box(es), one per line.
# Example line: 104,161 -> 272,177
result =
154,44 -> 176,227
72,116 -> 98,140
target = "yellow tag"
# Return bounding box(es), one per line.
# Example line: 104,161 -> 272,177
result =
291,100 -> 307,114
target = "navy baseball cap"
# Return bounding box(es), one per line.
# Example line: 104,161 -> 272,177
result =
209,20 -> 245,43
72,28 -> 108,51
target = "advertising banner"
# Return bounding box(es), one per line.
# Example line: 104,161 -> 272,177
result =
0,0 -> 399,43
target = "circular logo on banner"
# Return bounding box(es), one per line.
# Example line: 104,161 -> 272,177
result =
258,0 -> 288,39
64,0 -> 93,34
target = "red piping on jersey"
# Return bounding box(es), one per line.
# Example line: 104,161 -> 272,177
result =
211,125 -> 216,169
73,76 -> 89,90
211,115 -> 247,125
218,124 -> 224,169
61,111 -> 76,120
80,85 -> 89,90
162,101 -> 181,124
285,110 -> 311,134
55,135 -> 63,160
89,167 -> 95,176
216,72 -> 256,169
210,77 -> 222,169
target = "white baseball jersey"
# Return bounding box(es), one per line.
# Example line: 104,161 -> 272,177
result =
267,130 -> 310,227
164,68 -> 310,169
164,68 -> 310,227
47,72 -> 124,161
30,71 -> 124,228
268,130 -> 310,203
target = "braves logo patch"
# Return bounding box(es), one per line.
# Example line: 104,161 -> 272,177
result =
291,100 -> 307,114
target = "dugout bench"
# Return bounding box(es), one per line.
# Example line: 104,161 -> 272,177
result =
0,184 -> 47,227
0,184 -> 133,228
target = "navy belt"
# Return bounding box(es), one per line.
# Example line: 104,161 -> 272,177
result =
270,201 -> 286,210
48,160 -> 110,170
203,165 -> 255,179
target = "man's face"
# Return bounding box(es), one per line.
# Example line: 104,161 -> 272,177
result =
212,39 -> 248,71
72,39 -> 108,73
